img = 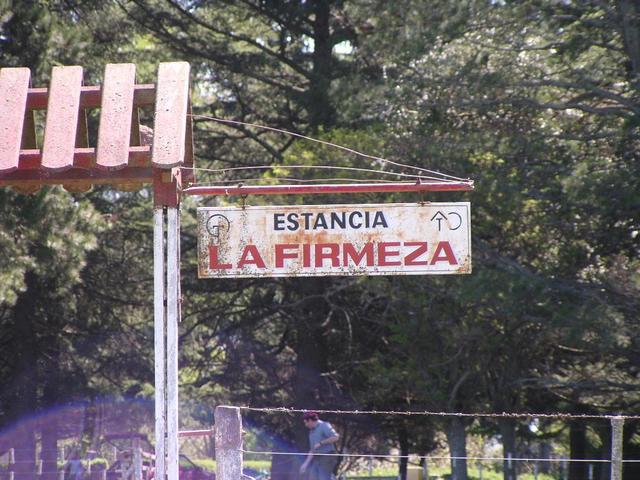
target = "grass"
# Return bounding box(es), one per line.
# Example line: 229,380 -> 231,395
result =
192,459 -> 271,473
192,460 -> 558,480
347,466 -> 557,480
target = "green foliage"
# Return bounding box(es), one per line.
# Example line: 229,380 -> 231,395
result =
0,187 -> 106,427
2,1 -> 640,479
191,459 -> 271,472
88,458 -> 108,470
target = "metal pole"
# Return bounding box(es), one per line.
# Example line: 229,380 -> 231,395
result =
422,458 -> 428,480
611,417 -> 624,480
167,206 -> 180,480
182,181 -> 474,197
154,207 -> 166,480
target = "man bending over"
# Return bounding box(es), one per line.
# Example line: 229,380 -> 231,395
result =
300,411 -> 340,480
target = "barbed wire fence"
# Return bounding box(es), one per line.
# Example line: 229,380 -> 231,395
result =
0,443 -> 149,480
0,407 -> 631,479
214,406 -> 631,480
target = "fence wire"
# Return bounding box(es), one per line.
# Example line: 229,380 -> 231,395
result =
234,406 -> 634,472
239,406 -> 639,420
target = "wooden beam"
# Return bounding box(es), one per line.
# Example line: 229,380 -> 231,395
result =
97,64 -> 138,171
0,68 -> 31,173
25,84 -> 156,110
41,66 -> 83,171
17,146 -> 150,170
0,166 -> 153,187
152,62 -> 190,169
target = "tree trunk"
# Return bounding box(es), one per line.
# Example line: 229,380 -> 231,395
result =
445,417 -> 468,480
498,418 -> 517,480
308,0 -> 335,130
622,419 -> 640,480
276,0 -> 336,472
13,426 -> 36,480
41,420 -> 58,480
618,0 -> 640,87
286,279 -> 331,480
398,427 -> 409,480
569,421 -> 587,480
11,272 -> 38,480
597,421 -> 611,480
40,354 -> 66,480
271,449 -> 299,480
293,290 -> 327,449
538,443 -> 552,475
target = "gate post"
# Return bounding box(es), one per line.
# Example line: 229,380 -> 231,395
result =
215,406 -> 243,480
610,417 -> 624,480
152,61 -> 191,480
0,60 -> 192,480
166,206 -> 180,480
153,204 -> 181,480
153,207 -> 167,480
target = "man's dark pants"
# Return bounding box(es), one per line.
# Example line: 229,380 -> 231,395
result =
309,455 -> 338,480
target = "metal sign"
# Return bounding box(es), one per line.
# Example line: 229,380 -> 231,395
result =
197,203 -> 471,278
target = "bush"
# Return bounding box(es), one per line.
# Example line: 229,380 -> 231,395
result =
89,458 -> 109,471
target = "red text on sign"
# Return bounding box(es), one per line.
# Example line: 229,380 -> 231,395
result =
209,241 -> 458,270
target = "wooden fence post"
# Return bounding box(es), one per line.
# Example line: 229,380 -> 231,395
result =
8,448 -> 14,480
215,406 -> 243,480
58,451 -> 64,480
610,417 -> 624,480
134,437 -> 143,480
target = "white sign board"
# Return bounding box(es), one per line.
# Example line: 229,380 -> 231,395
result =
197,203 -> 471,278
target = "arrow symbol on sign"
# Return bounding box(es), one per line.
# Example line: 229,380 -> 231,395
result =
430,211 -> 447,231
